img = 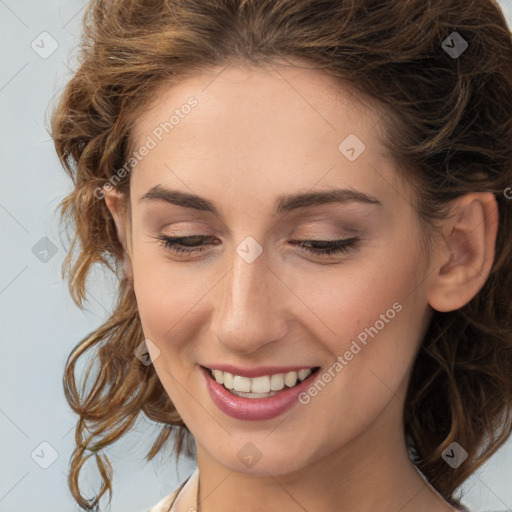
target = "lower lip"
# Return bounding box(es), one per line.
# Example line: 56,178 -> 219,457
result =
201,366 -> 319,421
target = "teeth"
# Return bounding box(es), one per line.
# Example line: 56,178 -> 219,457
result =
251,375 -> 271,393
213,369 -> 224,385
209,367 -> 314,393
233,375 -> 251,392
284,371 -> 298,387
230,389 -> 279,398
298,368 -> 312,381
270,373 -> 285,391
223,372 -> 234,389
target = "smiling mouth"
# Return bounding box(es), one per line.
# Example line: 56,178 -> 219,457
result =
201,365 -> 321,398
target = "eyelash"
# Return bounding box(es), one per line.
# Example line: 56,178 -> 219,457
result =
155,235 -> 360,257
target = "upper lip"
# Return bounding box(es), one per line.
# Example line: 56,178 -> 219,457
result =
200,364 -> 320,378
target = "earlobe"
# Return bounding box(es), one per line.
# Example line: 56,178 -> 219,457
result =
427,192 -> 498,313
102,186 -> 134,283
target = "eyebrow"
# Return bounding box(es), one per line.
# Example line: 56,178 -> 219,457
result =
139,184 -> 382,217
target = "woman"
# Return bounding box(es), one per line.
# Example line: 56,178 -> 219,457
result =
50,0 -> 512,511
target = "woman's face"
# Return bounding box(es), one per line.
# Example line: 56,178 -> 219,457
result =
113,62 -> 438,475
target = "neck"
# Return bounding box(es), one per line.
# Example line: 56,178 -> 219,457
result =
191,395 -> 455,512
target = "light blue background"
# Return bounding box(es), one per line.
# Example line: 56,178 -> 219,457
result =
1,1 -> 511,511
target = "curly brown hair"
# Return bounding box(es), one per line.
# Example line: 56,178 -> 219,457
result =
49,0 -> 512,510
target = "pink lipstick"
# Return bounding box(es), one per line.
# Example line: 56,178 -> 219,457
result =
200,365 -> 320,421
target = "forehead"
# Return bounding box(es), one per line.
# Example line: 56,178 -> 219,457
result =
132,61 -> 382,147
128,62 -> 410,211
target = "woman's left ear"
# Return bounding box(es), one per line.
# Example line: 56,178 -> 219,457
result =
427,192 -> 499,313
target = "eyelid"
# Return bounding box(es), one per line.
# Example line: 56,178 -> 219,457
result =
153,233 -> 361,258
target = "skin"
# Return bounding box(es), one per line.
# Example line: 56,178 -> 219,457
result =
104,60 -> 498,512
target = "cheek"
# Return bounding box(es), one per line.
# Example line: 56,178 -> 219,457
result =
131,244 -> 211,352
290,246 -> 422,340
285,251 -> 427,440
290,240 -> 427,393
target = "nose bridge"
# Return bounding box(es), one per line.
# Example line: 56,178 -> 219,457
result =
210,240 -> 287,353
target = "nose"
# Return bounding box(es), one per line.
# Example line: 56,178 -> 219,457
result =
209,243 -> 289,355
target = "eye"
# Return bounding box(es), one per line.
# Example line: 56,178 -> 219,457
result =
154,235 -> 360,257
155,235 -> 215,255
290,237 -> 360,256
